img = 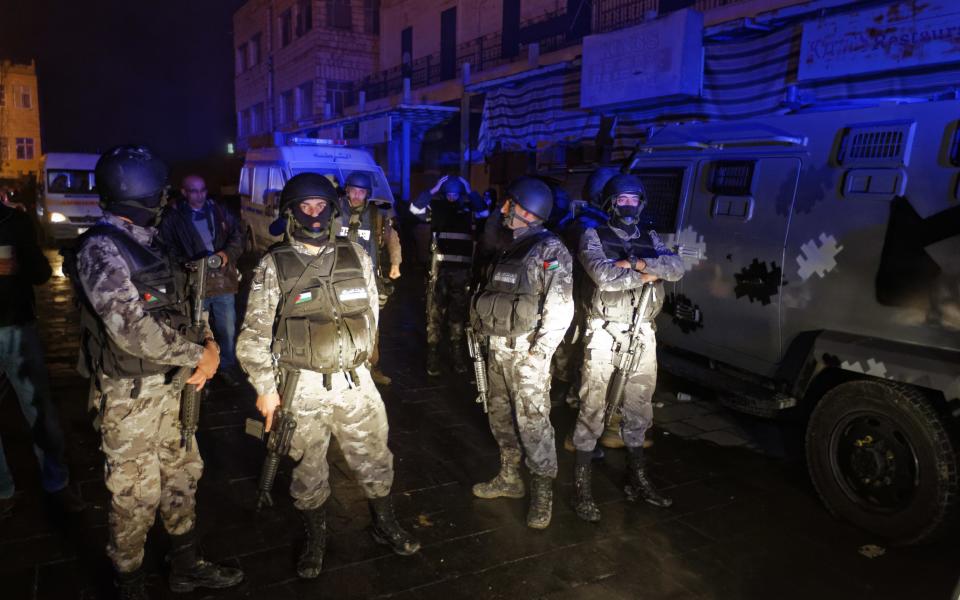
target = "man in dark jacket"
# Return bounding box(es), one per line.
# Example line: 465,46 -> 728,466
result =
159,175 -> 244,385
0,196 -> 81,517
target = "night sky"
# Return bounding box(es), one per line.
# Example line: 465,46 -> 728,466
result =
0,0 -> 246,164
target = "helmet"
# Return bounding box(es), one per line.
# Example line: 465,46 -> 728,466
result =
439,177 -> 467,196
279,172 -> 339,213
344,171 -> 373,194
601,174 -> 646,211
95,145 -> 168,208
582,167 -> 618,208
505,176 -> 553,222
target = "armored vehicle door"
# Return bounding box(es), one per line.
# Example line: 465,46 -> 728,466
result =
661,157 -> 800,377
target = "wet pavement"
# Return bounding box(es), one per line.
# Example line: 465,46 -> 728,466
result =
0,249 -> 957,600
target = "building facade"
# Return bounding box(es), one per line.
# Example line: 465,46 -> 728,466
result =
0,60 -> 42,180
234,0 -> 381,149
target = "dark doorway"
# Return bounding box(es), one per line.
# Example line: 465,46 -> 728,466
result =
440,7 -> 457,81
502,0 -> 520,59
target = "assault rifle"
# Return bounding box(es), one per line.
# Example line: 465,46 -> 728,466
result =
245,368 -> 300,510
425,232 -> 440,319
465,327 -> 489,413
179,253 -> 222,450
603,282 -> 655,427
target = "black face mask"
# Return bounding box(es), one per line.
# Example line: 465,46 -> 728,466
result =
288,202 -> 333,244
110,193 -> 165,228
610,199 -> 646,228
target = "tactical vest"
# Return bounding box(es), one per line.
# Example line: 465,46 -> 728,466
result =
431,201 -> 474,268
584,226 -> 665,323
70,224 -> 190,378
270,240 -> 374,374
338,205 -> 375,261
472,230 -> 551,337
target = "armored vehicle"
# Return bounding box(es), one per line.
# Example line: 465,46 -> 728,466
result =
602,98 -> 959,544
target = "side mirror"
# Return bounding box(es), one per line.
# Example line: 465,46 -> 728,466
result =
264,189 -> 281,218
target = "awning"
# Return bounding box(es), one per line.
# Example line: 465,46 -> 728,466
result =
476,62 -> 601,155
295,104 -> 459,141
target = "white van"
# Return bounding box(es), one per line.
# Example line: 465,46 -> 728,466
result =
239,139 -> 394,251
36,153 -> 102,241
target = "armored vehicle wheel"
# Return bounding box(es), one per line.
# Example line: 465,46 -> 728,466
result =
806,380 -> 958,545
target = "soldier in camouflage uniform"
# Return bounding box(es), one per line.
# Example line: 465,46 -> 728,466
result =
337,171 -> 403,385
571,174 -> 685,523
470,177 -> 574,529
237,173 -> 419,580
71,146 -> 243,599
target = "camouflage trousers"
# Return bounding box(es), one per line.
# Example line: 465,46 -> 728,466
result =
485,335 -> 558,478
573,320 -> 658,451
287,366 -> 394,510
98,372 -> 203,573
426,267 -> 471,351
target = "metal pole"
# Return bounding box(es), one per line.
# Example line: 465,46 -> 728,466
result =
459,62 -> 471,180
402,78 -> 411,203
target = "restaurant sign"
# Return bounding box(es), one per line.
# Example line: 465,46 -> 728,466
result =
799,1 -> 960,80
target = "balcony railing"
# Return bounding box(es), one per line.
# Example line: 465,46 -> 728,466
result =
343,0 -> 765,109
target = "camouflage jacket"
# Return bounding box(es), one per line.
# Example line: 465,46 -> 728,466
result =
236,238 -> 379,396
492,225 -> 575,356
578,226 -> 685,290
76,213 -> 206,369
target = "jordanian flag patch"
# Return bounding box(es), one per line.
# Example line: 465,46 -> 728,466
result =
294,291 -> 313,304
543,258 -> 560,271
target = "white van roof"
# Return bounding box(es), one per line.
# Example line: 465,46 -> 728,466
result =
41,153 -> 100,170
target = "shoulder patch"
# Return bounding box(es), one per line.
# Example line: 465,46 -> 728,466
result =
543,258 -> 560,271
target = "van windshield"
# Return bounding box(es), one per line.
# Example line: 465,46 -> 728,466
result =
289,167 -> 394,207
47,170 -> 96,195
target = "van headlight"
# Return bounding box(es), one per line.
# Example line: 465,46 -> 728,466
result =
49,212 -> 67,223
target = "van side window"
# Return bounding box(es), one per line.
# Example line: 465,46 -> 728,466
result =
707,161 -> 754,196
239,168 -> 251,195
634,167 -> 685,233
269,168 -> 285,191
251,167 -> 269,205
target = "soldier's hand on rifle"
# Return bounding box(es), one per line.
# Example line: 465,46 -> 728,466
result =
389,264 -> 401,279
640,273 -> 659,284
257,391 -> 281,432
430,176 -> 449,195
195,339 -> 220,378
215,250 -> 229,267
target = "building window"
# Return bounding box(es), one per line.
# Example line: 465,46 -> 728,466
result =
250,33 -> 262,66
236,43 -> 248,73
326,80 -> 352,116
280,9 -> 293,47
13,85 -> 31,109
15,138 -> 35,160
0,137 -> 7,161
281,90 -> 295,124
297,0 -> 314,36
326,0 -> 352,30
252,103 -> 265,133
297,82 -> 314,119
363,0 -> 379,34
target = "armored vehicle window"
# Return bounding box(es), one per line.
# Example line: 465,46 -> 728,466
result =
706,161 -> 754,196
635,167 -> 684,233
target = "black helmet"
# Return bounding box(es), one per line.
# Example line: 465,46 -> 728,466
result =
344,171 -> 372,194
95,145 -> 168,208
506,176 -> 553,222
279,172 -> 339,213
439,176 -> 467,196
582,167 -> 619,208
601,173 -> 647,226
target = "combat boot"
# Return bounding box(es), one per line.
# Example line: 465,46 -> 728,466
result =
472,449 -> 525,499
297,507 -> 326,579
526,474 -> 554,529
426,349 -> 442,376
167,529 -> 244,593
369,496 -> 421,556
115,566 -> 147,600
573,451 -> 601,523
624,446 -> 673,508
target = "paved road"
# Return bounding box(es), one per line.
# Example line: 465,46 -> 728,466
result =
0,250 -> 956,599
